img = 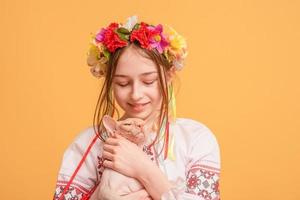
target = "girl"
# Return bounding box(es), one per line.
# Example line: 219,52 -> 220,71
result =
53,16 -> 221,200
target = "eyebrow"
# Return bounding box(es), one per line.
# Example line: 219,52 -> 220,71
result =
114,71 -> 158,77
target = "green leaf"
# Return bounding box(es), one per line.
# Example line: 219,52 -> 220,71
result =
117,27 -> 130,34
119,33 -> 129,41
132,23 -> 140,30
103,49 -> 110,59
115,31 -> 129,41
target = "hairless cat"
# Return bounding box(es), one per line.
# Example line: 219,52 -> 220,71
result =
90,115 -> 155,200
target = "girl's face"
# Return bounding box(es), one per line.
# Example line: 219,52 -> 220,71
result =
112,45 -> 162,121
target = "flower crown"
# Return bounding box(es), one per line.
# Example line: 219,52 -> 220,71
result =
87,16 -> 188,78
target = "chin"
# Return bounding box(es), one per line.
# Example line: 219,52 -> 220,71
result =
125,109 -> 151,120
129,112 -> 149,120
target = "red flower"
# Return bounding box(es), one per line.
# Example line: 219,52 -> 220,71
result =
107,22 -> 119,30
102,23 -> 128,52
130,22 -> 157,49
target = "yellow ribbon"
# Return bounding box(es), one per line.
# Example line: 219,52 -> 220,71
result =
167,85 -> 176,161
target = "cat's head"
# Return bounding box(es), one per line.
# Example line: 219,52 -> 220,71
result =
102,115 -> 146,144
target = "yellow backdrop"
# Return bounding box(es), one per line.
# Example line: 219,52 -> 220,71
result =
1,0 -> 299,199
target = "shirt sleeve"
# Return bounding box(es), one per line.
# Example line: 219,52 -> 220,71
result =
53,128 -> 102,200
161,125 -> 221,200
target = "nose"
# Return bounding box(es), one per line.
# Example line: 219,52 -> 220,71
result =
130,82 -> 143,101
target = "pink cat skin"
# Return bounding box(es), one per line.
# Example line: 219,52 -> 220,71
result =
91,115 -> 151,200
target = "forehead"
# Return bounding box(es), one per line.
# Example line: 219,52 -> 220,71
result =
114,46 -> 158,77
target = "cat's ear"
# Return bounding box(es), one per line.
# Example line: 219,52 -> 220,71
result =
102,115 -> 118,136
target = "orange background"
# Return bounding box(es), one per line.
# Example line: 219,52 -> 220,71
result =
1,0 -> 299,199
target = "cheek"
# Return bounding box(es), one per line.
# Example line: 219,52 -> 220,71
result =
148,85 -> 162,101
113,87 -> 127,102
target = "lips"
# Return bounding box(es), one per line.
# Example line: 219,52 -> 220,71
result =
128,102 -> 150,112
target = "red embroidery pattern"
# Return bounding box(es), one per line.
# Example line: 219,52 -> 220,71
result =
186,165 -> 220,200
97,155 -> 105,179
53,183 -> 89,200
143,145 -> 155,161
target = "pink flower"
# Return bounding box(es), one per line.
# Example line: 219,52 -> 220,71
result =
148,24 -> 169,53
130,23 -> 169,53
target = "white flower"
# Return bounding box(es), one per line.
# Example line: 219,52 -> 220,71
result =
173,60 -> 184,71
124,15 -> 138,31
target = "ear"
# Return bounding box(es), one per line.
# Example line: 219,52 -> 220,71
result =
166,66 -> 176,85
102,115 -> 118,136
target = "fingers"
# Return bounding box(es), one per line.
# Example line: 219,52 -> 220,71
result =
103,143 -> 115,153
103,136 -> 134,154
105,137 -> 120,145
102,150 -> 114,161
103,159 -> 114,169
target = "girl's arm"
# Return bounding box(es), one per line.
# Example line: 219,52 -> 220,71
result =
103,129 -> 221,200
136,158 -> 173,200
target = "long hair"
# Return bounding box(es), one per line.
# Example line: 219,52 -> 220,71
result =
92,42 -> 176,154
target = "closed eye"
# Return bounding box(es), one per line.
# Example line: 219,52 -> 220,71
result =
116,83 -> 129,87
144,80 -> 157,85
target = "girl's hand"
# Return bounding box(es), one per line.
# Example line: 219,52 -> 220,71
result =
102,134 -> 154,179
102,134 -> 171,200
